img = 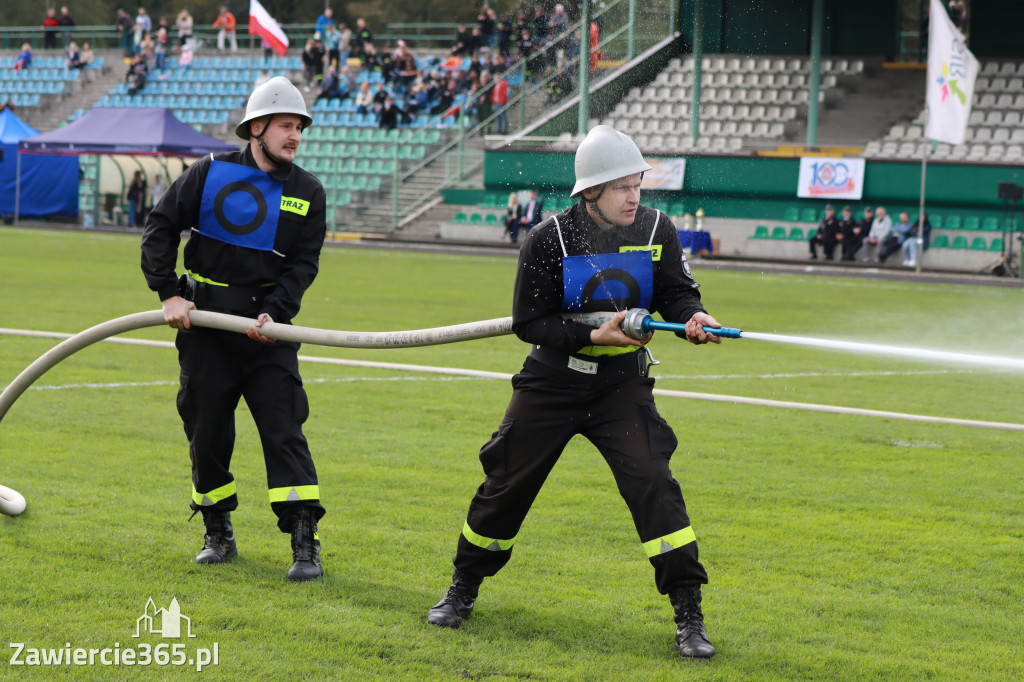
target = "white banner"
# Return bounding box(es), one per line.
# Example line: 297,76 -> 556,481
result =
796,157 -> 865,200
925,0 -> 978,145
640,158 -> 686,191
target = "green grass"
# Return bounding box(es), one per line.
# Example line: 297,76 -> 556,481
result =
1,227 -> 1022,680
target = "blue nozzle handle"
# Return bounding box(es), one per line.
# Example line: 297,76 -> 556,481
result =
702,326 -> 743,338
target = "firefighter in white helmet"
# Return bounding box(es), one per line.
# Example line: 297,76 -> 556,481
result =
142,76 -> 328,581
426,125 -> 722,659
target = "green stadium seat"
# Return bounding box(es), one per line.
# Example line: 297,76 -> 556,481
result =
806,228 -> 818,240
969,237 -> 987,250
945,215 -> 962,230
670,203 -> 686,217
800,208 -> 818,222
981,217 -> 1000,231
989,237 -> 1005,251
770,226 -> 788,239
453,212 -> 468,224
750,225 -> 770,239
930,214 -> 944,229
931,234 -> 950,248
783,207 -> 800,222
951,235 -> 968,249
963,216 -> 981,230
469,213 -> 484,224
788,227 -> 805,240
484,213 -> 499,225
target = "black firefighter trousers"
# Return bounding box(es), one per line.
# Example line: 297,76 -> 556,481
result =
452,359 -> 708,594
176,327 -> 325,532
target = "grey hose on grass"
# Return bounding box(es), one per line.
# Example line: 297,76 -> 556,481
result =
0,309 -> 514,425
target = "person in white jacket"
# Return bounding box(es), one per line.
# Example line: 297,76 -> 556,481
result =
862,206 -> 892,263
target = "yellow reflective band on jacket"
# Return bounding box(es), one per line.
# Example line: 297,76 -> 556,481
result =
619,244 -> 663,261
268,485 -> 320,503
462,520 -> 515,551
192,481 -> 237,506
280,196 -> 310,216
186,269 -> 228,286
577,345 -> 643,357
642,526 -> 697,558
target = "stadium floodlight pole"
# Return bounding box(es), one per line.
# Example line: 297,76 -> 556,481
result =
917,133 -> 932,275
806,0 -> 824,149
577,0 -> 592,136
627,0 -> 635,62
689,0 -> 703,144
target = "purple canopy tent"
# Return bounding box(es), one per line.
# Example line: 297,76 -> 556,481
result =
15,108 -> 236,223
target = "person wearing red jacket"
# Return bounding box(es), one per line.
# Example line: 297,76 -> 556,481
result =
42,8 -> 61,50
491,75 -> 509,134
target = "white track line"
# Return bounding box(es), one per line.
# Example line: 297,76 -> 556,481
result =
2,328 -> 1021,432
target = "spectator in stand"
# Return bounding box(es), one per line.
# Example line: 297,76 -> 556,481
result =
13,44 -> 33,73
809,204 -> 840,260
948,1 -> 967,31
214,6 -> 238,52
844,206 -> 873,261
379,96 -> 407,130
518,28 -> 535,81
395,54 -> 418,95
546,65 -> 572,103
588,19 -> 602,74
550,4 -> 568,33
862,206 -> 892,263
352,18 -> 373,59
430,79 -> 457,117
154,27 -> 169,72
532,6 -> 548,41
519,189 -> 543,235
879,211 -> 913,263
176,9 -> 194,48
80,42 -> 95,68
479,9 -> 496,49
504,191 -> 523,243
834,205 -> 855,259
301,38 -> 325,91
66,41 -> 85,69
372,82 -> 389,110
451,24 -> 473,57
134,8 -> 152,55
139,31 -> 155,68
125,53 -> 148,97
43,9 -> 61,50
126,170 -> 147,227
178,43 -> 194,73
338,23 -> 352,67
476,71 -> 494,133
316,7 -> 335,37
315,64 -> 348,103
490,52 -> 507,75
838,205 -> 862,261
148,173 -> 166,213
58,6 -> 77,49
497,13 -> 514,58
354,81 -> 374,115
116,9 -> 135,59
323,24 -> 341,69
407,83 -> 430,117
901,213 -> 931,267
492,72 -> 509,134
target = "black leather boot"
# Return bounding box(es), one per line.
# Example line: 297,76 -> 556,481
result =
286,507 -> 323,582
195,510 -> 237,564
670,585 -> 716,659
427,569 -> 482,628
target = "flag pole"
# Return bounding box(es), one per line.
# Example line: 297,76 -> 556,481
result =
917,122 -> 928,275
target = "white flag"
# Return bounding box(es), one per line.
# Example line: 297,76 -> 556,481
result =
925,0 -> 979,145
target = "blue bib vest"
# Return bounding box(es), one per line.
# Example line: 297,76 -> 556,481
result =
198,159 -> 283,253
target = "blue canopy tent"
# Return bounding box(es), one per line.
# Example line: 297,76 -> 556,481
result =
16,108 -> 236,223
0,109 -> 78,219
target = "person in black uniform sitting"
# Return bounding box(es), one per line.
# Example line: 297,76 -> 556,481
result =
426,125 -> 723,660
140,77 -> 328,582
809,204 -> 841,260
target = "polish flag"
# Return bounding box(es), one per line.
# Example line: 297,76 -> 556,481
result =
249,0 -> 289,57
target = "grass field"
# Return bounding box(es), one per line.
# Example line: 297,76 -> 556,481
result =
1,227 -> 1022,681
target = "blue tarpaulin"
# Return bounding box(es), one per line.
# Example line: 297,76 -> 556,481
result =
0,109 -> 78,218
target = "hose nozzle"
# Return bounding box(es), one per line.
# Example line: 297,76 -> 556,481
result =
619,308 -> 743,340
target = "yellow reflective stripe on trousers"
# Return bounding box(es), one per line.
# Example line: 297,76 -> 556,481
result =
576,345 -> 642,357
186,269 -> 228,286
192,481 -> 237,506
462,520 -> 515,551
268,485 -> 320,503
642,526 -> 697,558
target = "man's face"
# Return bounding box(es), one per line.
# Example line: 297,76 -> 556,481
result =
864,210 -> 874,220
253,114 -> 303,165
825,208 -> 834,217
877,207 -> 887,218
586,173 -> 642,229
899,212 -> 910,223
843,210 -> 851,219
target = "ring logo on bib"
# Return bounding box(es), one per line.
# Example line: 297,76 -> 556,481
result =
198,160 -> 283,252
563,251 -> 654,312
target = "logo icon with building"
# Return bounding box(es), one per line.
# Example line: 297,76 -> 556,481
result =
134,597 -> 196,639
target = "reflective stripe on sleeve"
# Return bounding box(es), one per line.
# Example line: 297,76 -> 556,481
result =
268,485 -> 320,503
642,526 -> 697,558
462,520 -> 515,551
192,481 -> 237,506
